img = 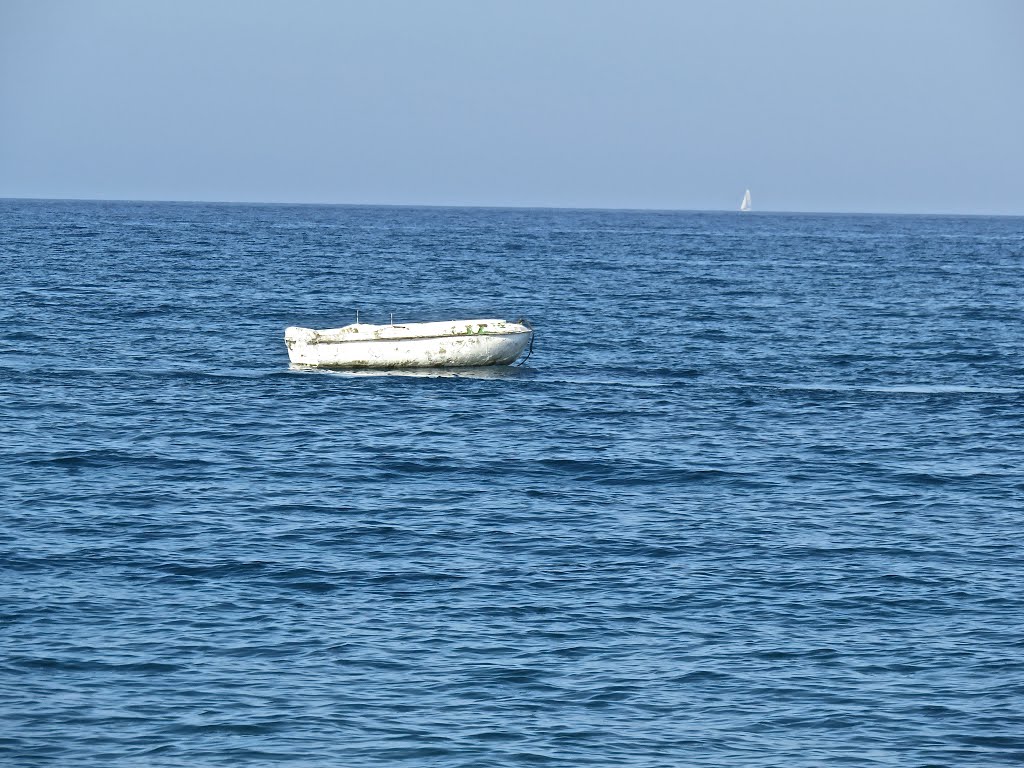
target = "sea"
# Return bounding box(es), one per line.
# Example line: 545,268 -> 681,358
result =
1,199 -> 1022,767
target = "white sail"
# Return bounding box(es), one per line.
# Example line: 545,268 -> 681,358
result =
740,189 -> 752,212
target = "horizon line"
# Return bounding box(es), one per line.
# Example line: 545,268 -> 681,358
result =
1,195 -> 1020,219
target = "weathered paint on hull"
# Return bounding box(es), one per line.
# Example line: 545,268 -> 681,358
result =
284,319 -> 532,369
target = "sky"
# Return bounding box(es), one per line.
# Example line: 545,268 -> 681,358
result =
0,0 -> 1022,214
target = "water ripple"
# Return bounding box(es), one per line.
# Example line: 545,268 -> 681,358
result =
1,201 -> 1022,766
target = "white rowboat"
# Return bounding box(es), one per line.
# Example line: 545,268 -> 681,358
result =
284,318 -> 533,369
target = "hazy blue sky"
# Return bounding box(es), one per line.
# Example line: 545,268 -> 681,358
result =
1,0 -> 1022,213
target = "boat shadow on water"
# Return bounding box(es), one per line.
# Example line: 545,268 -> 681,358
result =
287,364 -> 536,379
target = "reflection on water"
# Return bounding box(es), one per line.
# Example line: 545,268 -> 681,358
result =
288,363 -> 535,379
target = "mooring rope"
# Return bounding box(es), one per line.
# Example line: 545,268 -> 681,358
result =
513,318 -> 534,367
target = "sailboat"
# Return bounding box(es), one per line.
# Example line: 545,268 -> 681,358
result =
739,189 -> 752,212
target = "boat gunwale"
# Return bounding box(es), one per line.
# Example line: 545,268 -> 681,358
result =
303,329 -> 533,346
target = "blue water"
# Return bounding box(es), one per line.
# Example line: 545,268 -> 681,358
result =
2,199 -> 1023,766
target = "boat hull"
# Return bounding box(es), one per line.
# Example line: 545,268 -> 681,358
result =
285,319 -> 532,369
